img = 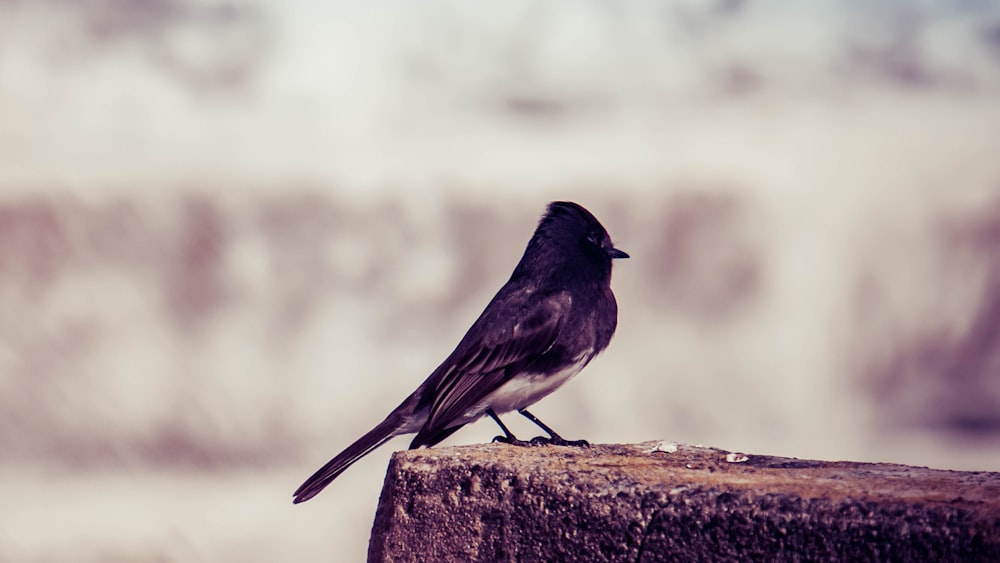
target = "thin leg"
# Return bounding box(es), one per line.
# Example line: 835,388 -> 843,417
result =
517,409 -> 590,447
487,408 -> 530,446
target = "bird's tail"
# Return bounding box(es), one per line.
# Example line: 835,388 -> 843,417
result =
293,415 -> 403,504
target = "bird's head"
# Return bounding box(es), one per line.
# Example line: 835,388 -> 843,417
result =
515,201 -> 628,284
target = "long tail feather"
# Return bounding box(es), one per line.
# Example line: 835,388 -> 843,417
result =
292,416 -> 402,504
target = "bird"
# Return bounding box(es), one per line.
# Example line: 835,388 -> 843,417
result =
293,201 -> 628,504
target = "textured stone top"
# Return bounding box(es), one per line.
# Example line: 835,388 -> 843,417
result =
368,442 -> 1000,562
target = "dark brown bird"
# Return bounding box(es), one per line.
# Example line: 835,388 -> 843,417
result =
293,201 -> 628,503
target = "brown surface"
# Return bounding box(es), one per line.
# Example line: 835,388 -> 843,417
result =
368,442 -> 1000,562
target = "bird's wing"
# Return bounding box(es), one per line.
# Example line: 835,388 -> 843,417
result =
411,290 -> 572,447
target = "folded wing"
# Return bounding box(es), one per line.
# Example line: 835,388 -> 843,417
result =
409,290 -> 572,448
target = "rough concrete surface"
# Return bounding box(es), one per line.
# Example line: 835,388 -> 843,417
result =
368,442 -> 999,562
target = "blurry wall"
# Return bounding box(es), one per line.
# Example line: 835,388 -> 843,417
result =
2,1 -> 999,561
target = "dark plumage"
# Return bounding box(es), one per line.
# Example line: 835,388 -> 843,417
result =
293,201 -> 627,504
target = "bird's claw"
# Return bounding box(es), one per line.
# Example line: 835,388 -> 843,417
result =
493,433 -> 590,447
524,436 -> 590,447
547,437 -> 590,447
492,435 -> 532,447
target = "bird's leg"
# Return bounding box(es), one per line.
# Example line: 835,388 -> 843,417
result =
487,408 -> 531,447
518,409 -> 590,447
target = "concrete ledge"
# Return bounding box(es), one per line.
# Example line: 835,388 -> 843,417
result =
368,441 -> 999,562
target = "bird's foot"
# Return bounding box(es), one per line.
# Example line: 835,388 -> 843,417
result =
491,435 -> 533,447
529,436 -> 590,447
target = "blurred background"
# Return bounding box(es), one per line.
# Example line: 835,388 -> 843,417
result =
2,0 -> 1000,561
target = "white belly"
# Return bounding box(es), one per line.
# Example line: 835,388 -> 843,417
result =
466,353 -> 592,420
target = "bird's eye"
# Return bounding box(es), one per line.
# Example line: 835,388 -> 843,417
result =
586,231 -> 602,246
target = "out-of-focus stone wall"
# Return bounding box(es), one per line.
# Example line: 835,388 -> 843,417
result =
2,2 -> 999,562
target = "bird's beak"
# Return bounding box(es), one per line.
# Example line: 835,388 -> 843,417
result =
608,247 -> 629,259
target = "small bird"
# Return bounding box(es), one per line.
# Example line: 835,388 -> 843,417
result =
293,201 -> 628,504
